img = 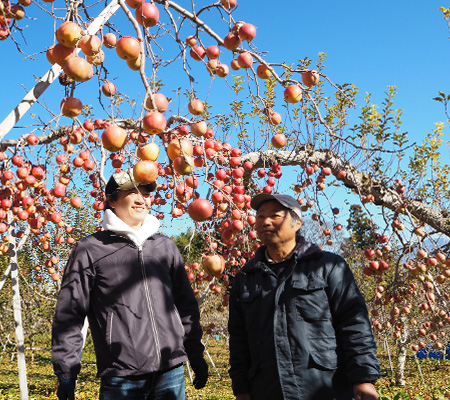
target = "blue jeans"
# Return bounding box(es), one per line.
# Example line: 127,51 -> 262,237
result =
99,365 -> 185,400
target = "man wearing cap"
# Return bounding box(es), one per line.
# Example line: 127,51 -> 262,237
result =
52,170 -> 208,400
228,193 -> 380,400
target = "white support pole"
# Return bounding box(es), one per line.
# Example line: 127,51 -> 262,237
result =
0,265 -> 11,292
0,226 -> 30,293
9,217 -> 28,400
0,0 -> 121,140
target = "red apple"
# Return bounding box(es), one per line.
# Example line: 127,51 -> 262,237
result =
64,56 -> 93,82
79,35 -> 102,56
238,23 -> 256,41
143,111 -> 167,135
302,70 -> 320,87
206,45 -> 220,59
284,85 -> 303,103
237,51 -> 253,68
271,134 -> 287,149
102,81 -> 117,97
221,0 -> 236,9
202,254 -> 225,277
52,43 -> 75,67
133,160 -> 158,183
135,3 -> 159,28
26,134 -> 38,145
137,143 -> 159,161
167,138 -> 193,161
70,197 -> 82,208
101,126 -> 128,152
60,97 -> 83,118
103,32 -> 117,48
223,32 -> 241,50
55,21 -> 82,48
116,36 -> 141,60
188,99 -> 204,115
185,35 -> 197,47
188,198 -> 213,222
256,64 -> 272,79
125,0 -> 143,8
190,45 -> 206,61
145,93 -> 169,112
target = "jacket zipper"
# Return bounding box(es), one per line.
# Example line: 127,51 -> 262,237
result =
109,311 -> 114,352
138,246 -> 162,368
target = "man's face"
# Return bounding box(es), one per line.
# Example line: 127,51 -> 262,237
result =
109,186 -> 151,229
255,200 -> 302,247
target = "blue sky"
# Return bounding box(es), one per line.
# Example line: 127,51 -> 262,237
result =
2,0 -> 449,142
1,0 -> 449,236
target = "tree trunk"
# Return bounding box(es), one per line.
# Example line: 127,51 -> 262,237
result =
395,318 -> 409,386
395,342 -> 407,386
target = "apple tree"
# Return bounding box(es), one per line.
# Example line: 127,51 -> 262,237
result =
0,0 -> 449,395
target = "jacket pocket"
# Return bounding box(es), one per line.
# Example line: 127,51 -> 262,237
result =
105,310 -> 114,352
308,348 -> 338,371
105,309 -> 141,370
174,307 -> 184,332
240,286 -> 262,302
240,287 -> 263,328
292,278 -> 332,321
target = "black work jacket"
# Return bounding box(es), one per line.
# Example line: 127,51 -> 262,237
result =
52,231 -> 204,380
228,238 -> 380,400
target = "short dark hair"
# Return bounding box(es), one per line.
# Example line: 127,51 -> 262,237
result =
104,190 -> 120,210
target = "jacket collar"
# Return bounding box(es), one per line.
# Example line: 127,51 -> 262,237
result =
247,233 -> 322,272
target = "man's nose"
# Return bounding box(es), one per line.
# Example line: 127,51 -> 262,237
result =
258,217 -> 271,225
135,195 -> 145,204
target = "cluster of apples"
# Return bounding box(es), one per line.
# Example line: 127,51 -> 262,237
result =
46,8 -> 160,119
371,275 -> 450,350
45,21 -> 114,117
0,0 -> 30,41
183,12 -> 322,151
366,236 -> 450,349
0,145 -> 88,264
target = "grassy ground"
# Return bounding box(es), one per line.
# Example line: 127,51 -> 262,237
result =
1,337 -> 450,399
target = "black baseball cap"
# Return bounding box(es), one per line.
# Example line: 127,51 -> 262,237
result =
251,193 -> 302,219
105,170 -> 157,196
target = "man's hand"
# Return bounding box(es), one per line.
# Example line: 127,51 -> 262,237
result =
57,378 -> 76,400
189,357 -> 209,389
235,394 -> 251,400
353,382 -> 378,400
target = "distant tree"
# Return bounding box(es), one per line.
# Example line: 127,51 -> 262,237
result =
345,204 -> 379,251
171,229 -> 205,264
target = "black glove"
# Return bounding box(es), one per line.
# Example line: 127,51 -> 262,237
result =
57,378 -> 76,400
190,357 -> 208,389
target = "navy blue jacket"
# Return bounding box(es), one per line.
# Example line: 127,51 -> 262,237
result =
228,237 -> 380,400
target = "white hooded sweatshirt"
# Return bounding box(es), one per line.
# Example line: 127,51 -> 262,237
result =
101,209 -> 160,248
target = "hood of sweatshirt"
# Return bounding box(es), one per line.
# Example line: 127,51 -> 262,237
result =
101,209 -> 160,247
